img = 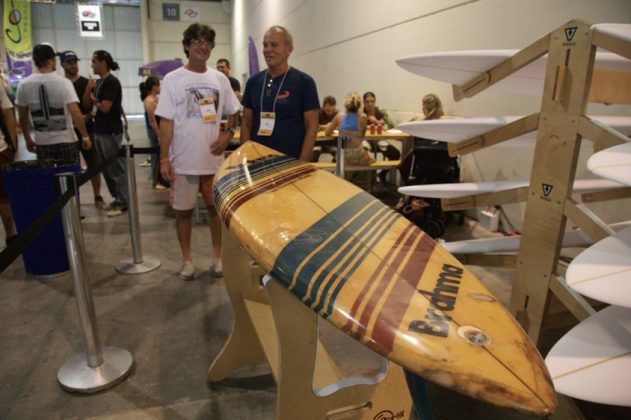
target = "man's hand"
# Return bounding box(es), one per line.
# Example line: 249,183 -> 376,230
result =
82,137 -> 92,150
87,76 -> 96,92
160,160 -> 175,182
210,132 -> 231,156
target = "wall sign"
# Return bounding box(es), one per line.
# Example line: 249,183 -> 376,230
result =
181,3 -> 200,21
162,3 -> 179,21
77,5 -> 102,38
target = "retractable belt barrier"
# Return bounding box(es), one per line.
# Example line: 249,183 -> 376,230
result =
0,146 -> 159,273
0,144 -> 159,393
0,149 -> 120,273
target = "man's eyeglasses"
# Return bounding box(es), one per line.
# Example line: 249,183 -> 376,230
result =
191,39 -> 212,47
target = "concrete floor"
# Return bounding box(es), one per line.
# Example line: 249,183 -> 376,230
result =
0,120 -> 628,419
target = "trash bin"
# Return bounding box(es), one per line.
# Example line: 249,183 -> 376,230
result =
3,161 -> 79,277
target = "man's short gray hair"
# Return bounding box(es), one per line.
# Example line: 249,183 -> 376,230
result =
267,25 -> 293,46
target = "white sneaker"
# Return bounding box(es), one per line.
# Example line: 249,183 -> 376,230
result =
178,261 -> 195,281
210,260 -> 222,278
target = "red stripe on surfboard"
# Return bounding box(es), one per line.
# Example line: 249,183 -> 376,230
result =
341,223 -> 416,335
369,233 -> 436,355
222,165 -> 314,226
222,165 -> 316,227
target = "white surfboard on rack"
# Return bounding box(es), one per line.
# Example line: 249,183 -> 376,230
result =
565,226 -> 631,308
594,23 -> 631,43
545,305 -> 631,406
587,142 -> 631,187
395,48 -> 631,95
397,116 -> 631,147
442,222 -> 631,255
398,178 -> 625,199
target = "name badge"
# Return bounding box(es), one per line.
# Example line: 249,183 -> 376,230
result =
258,112 -> 276,136
199,97 -> 217,123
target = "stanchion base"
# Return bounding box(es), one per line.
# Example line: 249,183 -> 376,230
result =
115,255 -> 161,274
58,346 -> 133,393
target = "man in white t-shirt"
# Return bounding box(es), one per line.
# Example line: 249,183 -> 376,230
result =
0,83 -> 18,245
16,43 -> 91,166
156,24 -> 241,281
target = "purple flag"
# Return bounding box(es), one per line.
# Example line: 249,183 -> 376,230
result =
247,36 -> 260,77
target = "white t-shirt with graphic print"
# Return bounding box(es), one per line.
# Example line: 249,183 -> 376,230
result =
156,66 -> 241,175
16,72 -> 78,145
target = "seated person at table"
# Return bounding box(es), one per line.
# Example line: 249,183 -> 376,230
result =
319,95 -> 338,128
410,93 -> 445,121
362,91 -> 393,129
313,95 -> 339,162
325,92 -> 374,166
363,92 -> 399,182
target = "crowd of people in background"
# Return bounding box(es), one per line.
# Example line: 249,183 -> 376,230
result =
1,21 -> 447,280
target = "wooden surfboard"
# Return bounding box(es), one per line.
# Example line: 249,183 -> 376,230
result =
213,141 -> 556,416
565,226 -> 631,308
397,116 -> 631,147
398,178 -> 624,199
395,49 -> 631,96
587,142 -> 631,187
545,305 -> 631,406
443,221 -> 631,255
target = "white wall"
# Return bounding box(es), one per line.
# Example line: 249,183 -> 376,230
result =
231,0 -> 631,226
144,0 -> 233,65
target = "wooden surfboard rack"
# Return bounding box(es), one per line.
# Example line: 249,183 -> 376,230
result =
208,227 -> 413,420
443,19 -> 630,419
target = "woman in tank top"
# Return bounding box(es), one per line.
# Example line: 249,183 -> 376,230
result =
324,92 -> 374,166
140,77 -> 169,190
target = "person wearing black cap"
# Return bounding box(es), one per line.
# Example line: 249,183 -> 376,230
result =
60,50 -> 104,209
15,43 -> 91,167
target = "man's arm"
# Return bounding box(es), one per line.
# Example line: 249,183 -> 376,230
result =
17,106 -> 35,152
2,108 -> 17,151
159,118 -> 175,182
83,76 -> 96,109
299,109 -> 319,162
68,102 -> 91,150
95,99 -> 113,114
240,108 -> 253,144
211,113 -> 238,156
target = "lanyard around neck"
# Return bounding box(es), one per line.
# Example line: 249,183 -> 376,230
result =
259,68 -> 290,114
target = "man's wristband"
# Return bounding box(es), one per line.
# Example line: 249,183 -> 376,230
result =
82,136 -> 90,141
227,127 -> 236,135
160,157 -> 170,164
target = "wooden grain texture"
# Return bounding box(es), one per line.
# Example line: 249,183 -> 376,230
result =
213,141 -> 557,416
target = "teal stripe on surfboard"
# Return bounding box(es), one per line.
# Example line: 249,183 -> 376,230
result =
318,209 -> 400,318
271,190 -> 402,318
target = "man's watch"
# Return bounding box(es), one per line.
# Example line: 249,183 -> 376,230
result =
227,127 -> 236,135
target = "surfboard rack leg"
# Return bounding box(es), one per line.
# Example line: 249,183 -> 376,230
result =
207,227 -> 268,382
210,228 -> 414,419
266,279 -> 413,420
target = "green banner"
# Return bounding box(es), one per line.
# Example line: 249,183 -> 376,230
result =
3,0 -> 32,89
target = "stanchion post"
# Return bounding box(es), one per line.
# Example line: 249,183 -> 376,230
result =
56,172 -> 133,393
115,144 -> 160,274
335,135 -> 347,177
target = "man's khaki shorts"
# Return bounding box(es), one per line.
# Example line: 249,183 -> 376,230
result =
170,174 -> 216,211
